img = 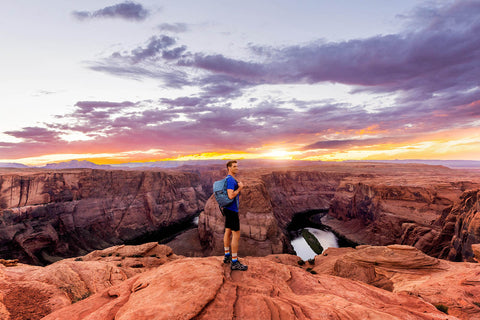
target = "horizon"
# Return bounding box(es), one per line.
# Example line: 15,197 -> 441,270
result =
3,158 -> 480,169
1,1 -> 479,166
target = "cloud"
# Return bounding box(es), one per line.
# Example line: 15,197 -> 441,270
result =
158,23 -> 189,33
72,2 -> 149,21
74,100 -> 136,112
4,1 -> 478,162
160,97 -> 203,107
129,35 -> 178,62
88,0 -> 479,120
302,137 -> 408,151
4,127 -> 61,143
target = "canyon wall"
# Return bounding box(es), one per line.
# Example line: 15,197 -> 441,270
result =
1,163 -> 480,265
0,169 -> 207,265
199,164 -> 480,261
438,189 -> 480,261
198,169 -> 347,256
322,169 -> 480,261
198,179 -> 289,256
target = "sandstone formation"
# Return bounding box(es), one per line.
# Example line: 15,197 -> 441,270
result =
199,163 -> 480,261
198,167 -> 353,256
438,189 -> 480,261
0,242 -> 179,320
2,163 -> 480,265
0,169 -> 207,265
313,244 -> 480,320
260,169 -> 345,229
319,165 -> 480,261
0,243 -> 467,320
198,179 -> 289,256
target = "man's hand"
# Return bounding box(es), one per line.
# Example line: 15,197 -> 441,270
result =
228,181 -> 244,199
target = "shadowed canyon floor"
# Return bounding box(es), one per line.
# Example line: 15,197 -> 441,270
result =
2,242 -> 480,319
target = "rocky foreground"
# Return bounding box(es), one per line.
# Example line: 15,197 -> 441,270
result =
1,242 -> 480,320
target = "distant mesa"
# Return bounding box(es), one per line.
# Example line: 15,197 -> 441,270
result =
0,162 -> 29,168
1,159 -> 480,170
42,160 -> 114,170
346,159 -> 480,169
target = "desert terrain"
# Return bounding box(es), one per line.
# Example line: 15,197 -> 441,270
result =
1,162 -> 480,319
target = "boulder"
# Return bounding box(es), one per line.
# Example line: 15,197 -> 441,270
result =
315,245 -> 480,319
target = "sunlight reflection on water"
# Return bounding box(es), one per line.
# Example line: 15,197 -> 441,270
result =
291,227 -> 338,260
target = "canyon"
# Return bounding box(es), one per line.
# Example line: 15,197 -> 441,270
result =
1,163 -> 480,264
1,162 -> 480,319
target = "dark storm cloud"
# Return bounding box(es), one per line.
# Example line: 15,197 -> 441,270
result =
72,2 -> 150,21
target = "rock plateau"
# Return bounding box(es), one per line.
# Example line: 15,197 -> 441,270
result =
3,242 -> 479,319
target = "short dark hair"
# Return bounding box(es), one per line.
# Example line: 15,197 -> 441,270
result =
226,160 -> 237,169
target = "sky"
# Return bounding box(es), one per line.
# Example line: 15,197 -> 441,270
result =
1,0 -> 479,166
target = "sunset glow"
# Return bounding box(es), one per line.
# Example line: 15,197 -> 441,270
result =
1,1 -> 479,167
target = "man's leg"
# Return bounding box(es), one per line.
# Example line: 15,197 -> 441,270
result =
230,230 -> 247,271
224,228 -> 232,248
231,230 -> 240,259
223,228 -> 232,263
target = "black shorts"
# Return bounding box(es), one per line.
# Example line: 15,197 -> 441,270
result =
223,208 -> 240,231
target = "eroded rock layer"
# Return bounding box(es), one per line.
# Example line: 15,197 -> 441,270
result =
0,169 -> 207,264
1,163 -> 480,264
2,243 -> 473,320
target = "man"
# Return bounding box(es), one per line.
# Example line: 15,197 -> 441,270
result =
222,160 -> 248,271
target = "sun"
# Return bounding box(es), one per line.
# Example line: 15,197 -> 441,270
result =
263,149 -> 291,159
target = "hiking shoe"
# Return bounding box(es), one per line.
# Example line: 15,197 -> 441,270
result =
231,260 -> 248,271
223,255 -> 232,264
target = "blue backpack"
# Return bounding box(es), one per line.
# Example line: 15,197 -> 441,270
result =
213,177 -> 234,207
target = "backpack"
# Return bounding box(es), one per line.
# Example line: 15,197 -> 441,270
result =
213,177 -> 234,207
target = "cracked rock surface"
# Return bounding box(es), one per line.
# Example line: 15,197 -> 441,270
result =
2,243 -> 471,320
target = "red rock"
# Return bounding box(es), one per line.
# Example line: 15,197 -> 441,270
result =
0,243 -> 178,320
315,244 -> 480,319
43,254 -> 454,320
4,242 -> 480,319
199,179 -> 288,256
442,189 -> 480,261
2,163 -> 480,266
0,169 -> 206,265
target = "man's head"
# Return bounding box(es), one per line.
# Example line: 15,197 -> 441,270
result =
226,160 -> 238,175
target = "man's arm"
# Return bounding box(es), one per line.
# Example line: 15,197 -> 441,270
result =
227,181 -> 244,199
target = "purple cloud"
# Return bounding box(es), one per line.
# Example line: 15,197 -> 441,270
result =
3,1 -> 479,161
302,137 -> 408,151
74,101 -> 136,112
90,1 -> 479,105
129,35 -> 177,62
158,23 -> 189,33
73,2 -> 149,21
4,127 -> 61,143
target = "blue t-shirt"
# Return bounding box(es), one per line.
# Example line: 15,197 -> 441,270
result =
224,175 -> 239,212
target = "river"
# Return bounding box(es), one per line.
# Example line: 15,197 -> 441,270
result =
291,227 -> 339,260
288,210 -> 355,260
